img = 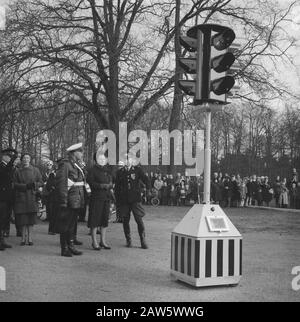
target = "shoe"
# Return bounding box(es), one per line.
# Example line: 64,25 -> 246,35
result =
140,237 -> 148,249
141,242 -> 148,249
92,243 -> 101,251
100,242 -> 111,250
0,244 -> 5,251
20,241 -> 26,246
28,241 -> 34,246
61,248 -> 73,257
68,241 -> 82,255
73,239 -> 83,246
2,242 -> 12,248
48,232 -> 56,235
126,240 -> 132,248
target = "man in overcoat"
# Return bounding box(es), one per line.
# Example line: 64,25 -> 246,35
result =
0,148 -> 18,250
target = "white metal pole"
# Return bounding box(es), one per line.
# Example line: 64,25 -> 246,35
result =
203,109 -> 211,204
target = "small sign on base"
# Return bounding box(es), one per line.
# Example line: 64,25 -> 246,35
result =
171,204 -> 242,287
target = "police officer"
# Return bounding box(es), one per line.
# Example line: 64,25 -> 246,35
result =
115,153 -> 150,249
55,143 -> 85,257
0,148 -> 18,250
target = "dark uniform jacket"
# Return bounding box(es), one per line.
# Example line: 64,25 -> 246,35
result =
0,160 -> 15,203
55,158 -> 85,209
115,166 -> 150,205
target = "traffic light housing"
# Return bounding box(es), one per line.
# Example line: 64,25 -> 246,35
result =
178,24 -> 237,105
178,36 -> 197,96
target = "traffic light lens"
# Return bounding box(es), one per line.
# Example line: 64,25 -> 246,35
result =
212,30 -> 235,50
178,80 -> 196,95
211,52 -> 235,73
179,36 -> 197,52
211,76 -> 235,95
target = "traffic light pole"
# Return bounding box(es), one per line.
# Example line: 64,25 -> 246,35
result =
195,28 -> 211,204
195,30 -> 203,102
203,107 -> 211,204
172,24 -> 242,289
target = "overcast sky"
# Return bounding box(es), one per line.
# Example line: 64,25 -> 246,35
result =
278,1 -> 300,99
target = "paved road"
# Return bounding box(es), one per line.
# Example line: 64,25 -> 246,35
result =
0,206 -> 299,302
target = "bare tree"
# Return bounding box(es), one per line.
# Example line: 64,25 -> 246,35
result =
0,0 -> 298,168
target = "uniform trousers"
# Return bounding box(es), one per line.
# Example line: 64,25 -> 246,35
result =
57,208 -> 79,241
120,202 -> 145,241
0,202 -> 11,235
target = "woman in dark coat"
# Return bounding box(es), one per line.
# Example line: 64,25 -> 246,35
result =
273,176 -> 281,207
211,175 -> 222,204
256,177 -> 263,206
230,175 -> 239,207
222,175 -> 232,208
13,153 -> 43,245
87,153 -> 113,250
262,177 -> 273,207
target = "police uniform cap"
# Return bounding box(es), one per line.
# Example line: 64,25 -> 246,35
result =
66,142 -> 83,153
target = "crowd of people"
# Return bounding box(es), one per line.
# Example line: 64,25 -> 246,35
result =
141,170 -> 300,209
0,144 -> 299,255
0,145 -> 150,255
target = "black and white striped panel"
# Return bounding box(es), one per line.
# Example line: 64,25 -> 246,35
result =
171,234 -> 242,278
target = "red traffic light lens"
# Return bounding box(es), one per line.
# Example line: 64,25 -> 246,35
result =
212,29 -> 235,50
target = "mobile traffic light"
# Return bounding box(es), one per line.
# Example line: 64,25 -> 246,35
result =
179,24 -> 237,105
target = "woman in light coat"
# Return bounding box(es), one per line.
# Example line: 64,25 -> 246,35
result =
279,178 -> 289,208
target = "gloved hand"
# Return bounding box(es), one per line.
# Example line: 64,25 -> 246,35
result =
26,182 -> 35,190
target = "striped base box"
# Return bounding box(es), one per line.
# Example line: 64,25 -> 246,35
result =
171,233 -> 242,287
